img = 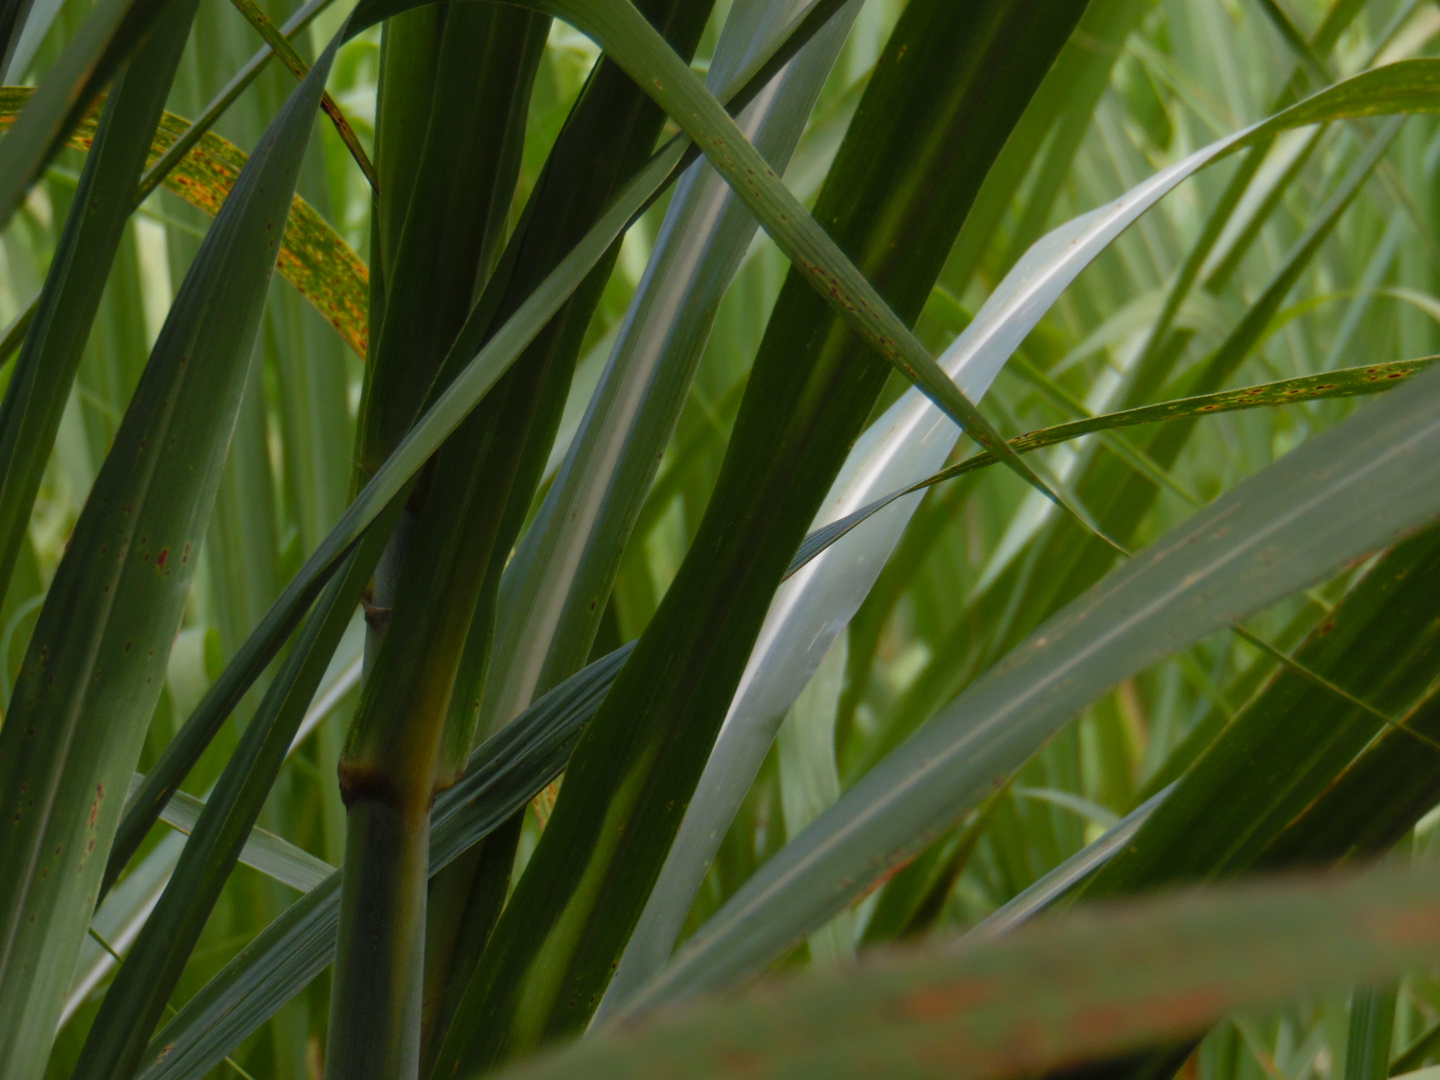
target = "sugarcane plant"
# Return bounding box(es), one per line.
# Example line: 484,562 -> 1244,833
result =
12,0 -> 1440,1077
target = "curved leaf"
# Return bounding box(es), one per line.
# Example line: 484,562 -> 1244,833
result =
60,833 -> 182,1031
152,783 -> 333,894
789,356 -> 1440,578
619,362 -> 1440,1015
969,786 -> 1170,940
617,55 -> 1440,1007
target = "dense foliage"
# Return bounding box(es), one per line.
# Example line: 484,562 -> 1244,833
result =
9,0 -> 1440,1078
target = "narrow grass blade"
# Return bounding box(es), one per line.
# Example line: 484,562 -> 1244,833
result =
480,0 -> 859,740
1392,1021 -> 1440,1074
776,635 -> 853,967
1258,684 -> 1440,870
153,785 -> 333,894
60,833 -> 182,1030
1346,987 -> 1398,1080
0,1 -> 199,633
969,786 -> 1171,940
620,363 -> 1440,1014
0,89 -> 370,356
0,302 -> 34,367
134,644 -> 632,1080
788,356 -> 1440,578
225,0 -> 377,189
109,0 -> 833,890
0,0 -> 171,231
0,28 -> 336,1074
495,863 -> 1440,1080
136,0 -> 339,200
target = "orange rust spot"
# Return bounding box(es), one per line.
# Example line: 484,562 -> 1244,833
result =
901,979 -> 995,1019
1072,986 -> 1228,1040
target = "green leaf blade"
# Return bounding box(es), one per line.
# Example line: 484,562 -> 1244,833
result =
498,863 -> 1440,1080
135,644 -> 632,1080
621,363 -> 1440,1015
0,27 -> 338,1076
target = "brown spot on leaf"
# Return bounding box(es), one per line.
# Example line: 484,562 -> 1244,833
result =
901,979 -> 995,1019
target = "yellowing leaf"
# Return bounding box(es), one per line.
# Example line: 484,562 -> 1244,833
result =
0,86 -> 369,357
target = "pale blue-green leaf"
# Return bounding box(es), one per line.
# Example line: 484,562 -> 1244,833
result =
64,628 -> 358,1027
150,783 -> 333,894
776,634 -> 853,969
969,786 -> 1171,940
607,65 -> 1431,1009
59,833 -> 183,1030
1011,788 -> 1121,831
480,0 -> 859,742
618,362 -> 1440,1015
4,0 -> 61,80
